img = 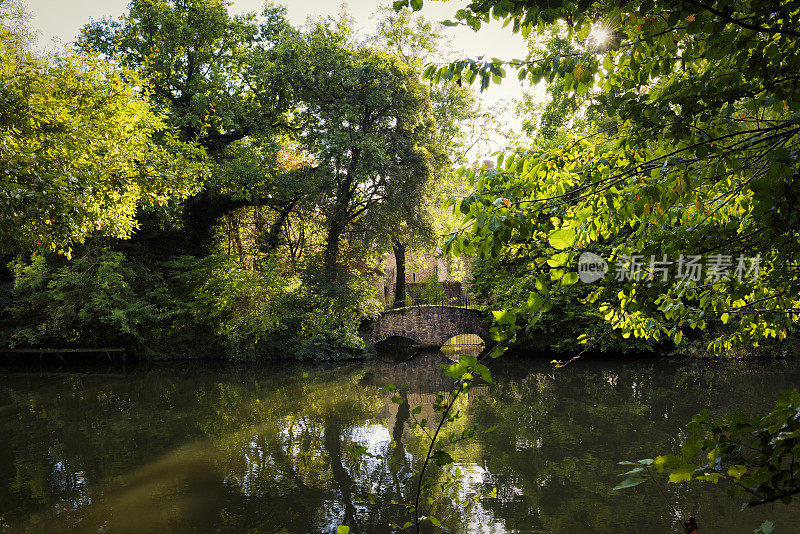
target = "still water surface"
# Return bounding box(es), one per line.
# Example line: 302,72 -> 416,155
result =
1,353 -> 799,533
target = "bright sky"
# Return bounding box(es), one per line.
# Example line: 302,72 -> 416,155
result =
23,0 -> 538,156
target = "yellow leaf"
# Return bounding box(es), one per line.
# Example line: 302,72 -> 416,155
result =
727,464 -> 747,481
653,455 -> 668,471
668,468 -> 693,483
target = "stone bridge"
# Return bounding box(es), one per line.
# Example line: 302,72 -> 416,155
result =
361,305 -> 490,349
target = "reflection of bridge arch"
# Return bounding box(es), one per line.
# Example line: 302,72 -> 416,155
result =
360,305 -> 490,349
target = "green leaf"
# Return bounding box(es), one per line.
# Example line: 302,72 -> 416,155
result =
727,464 -> 747,481
668,466 -> 694,483
337,526 -> 350,534
492,309 -> 517,326
442,362 -> 467,379
547,252 -> 569,267
620,467 -> 645,476
432,450 -> 454,466
562,272 -> 578,285
673,330 -> 683,345
613,477 -> 646,490
548,228 -> 576,250
473,363 -> 492,383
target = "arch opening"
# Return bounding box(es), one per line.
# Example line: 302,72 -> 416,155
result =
374,336 -> 421,363
374,335 -> 421,348
440,333 -> 485,358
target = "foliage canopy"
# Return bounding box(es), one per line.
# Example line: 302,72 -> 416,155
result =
397,0 -> 800,353
0,22 -> 201,255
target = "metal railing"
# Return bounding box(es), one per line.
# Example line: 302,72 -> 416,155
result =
384,290 -> 481,310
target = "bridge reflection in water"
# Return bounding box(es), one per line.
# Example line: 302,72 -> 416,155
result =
375,332 -> 485,363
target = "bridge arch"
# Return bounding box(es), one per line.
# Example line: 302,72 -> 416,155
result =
374,335 -> 421,347
361,305 -> 489,350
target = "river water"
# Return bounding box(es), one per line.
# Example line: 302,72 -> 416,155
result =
1,353 -> 799,533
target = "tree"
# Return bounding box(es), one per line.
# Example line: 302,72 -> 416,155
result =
376,7 -> 440,307
79,0 -> 296,155
515,23 -> 605,148
287,20 -> 436,281
376,7 -> 486,305
400,0 -> 800,354
467,22 -> 635,352
376,5 -> 479,163
78,0 -> 304,256
0,11 -> 201,256
396,0 -> 800,526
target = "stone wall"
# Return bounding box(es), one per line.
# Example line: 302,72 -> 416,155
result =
361,305 -> 489,349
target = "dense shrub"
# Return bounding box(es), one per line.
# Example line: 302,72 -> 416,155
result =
469,253 -> 657,354
2,248 -> 165,351
0,244 -> 382,360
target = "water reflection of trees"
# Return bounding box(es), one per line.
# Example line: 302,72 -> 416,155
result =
469,358 -> 800,533
0,364 -> 374,532
1,357 -> 799,533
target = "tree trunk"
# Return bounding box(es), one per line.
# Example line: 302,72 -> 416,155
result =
323,191 -> 352,281
259,201 -> 296,257
323,152 -> 360,282
393,241 -> 406,308
323,219 -> 343,281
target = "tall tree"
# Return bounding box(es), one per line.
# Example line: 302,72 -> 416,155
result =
288,21 -> 435,281
376,7 -> 483,305
0,9 -> 200,256
78,0 -> 305,256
